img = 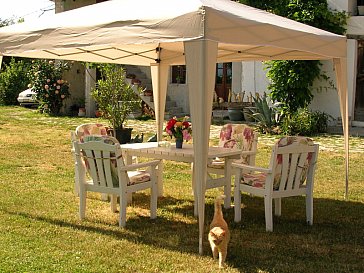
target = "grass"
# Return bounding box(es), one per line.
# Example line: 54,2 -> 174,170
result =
0,106 -> 363,272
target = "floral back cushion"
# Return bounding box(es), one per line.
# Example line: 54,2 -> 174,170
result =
218,123 -> 256,164
76,123 -> 108,142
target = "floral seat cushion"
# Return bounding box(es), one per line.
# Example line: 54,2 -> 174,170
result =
128,171 -> 151,185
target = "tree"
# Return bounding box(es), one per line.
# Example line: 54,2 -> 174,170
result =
91,64 -> 142,132
0,58 -> 30,105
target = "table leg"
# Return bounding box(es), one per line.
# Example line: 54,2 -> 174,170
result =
123,152 -> 133,204
157,160 -> 164,197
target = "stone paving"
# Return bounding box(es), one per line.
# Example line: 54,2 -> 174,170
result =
125,120 -> 364,153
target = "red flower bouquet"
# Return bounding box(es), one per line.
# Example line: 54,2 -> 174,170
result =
165,116 -> 192,141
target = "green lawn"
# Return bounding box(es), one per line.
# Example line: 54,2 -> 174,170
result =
0,106 -> 363,272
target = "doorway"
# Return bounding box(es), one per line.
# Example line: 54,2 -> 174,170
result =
355,41 -> 364,121
215,62 -> 232,102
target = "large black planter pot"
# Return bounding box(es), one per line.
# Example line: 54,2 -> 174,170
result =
115,127 -> 133,144
228,108 -> 244,121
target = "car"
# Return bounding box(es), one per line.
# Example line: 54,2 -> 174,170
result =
17,88 -> 38,107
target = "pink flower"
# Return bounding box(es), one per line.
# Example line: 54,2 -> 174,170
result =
56,85 -> 61,90
44,85 -> 49,89
183,130 -> 191,141
46,79 -> 51,83
55,90 -> 59,94
61,94 -> 65,99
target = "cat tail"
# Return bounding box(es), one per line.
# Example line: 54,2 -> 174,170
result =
214,195 -> 225,215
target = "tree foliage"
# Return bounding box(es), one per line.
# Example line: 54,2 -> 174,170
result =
91,64 -> 142,130
0,58 -> 30,105
238,0 -> 347,115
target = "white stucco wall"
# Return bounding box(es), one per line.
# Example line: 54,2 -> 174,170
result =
241,61 -> 269,100
310,39 -> 356,122
168,82 -> 190,114
328,0 -> 356,14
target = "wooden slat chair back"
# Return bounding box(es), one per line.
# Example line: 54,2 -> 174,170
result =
233,136 -> 319,231
71,123 -> 109,196
73,135 -> 159,227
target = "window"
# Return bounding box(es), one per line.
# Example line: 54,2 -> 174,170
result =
171,65 -> 186,84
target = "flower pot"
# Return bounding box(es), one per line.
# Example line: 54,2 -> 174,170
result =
115,127 -> 133,144
228,108 -> 243,121
175,138 -> 183,149
359,6 -> 364,15
78,107 -> 86,117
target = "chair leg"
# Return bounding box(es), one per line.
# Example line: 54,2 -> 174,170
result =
274,198 -> 281,216
150,179 -> 157,219
79,190 -> 86,220
110,194 -> 117,213
223,159 -> 232,209
306,193 -> 313,225
119,191 -> 127,227
234,175 -> 241,222
264,196 -> 273,232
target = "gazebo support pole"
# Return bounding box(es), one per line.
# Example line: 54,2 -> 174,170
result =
185,39 -> 218,255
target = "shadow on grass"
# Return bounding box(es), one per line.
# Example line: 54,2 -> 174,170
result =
3,194 -> 364,272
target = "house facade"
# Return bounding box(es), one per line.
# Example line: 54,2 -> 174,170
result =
55,0 -> 364,126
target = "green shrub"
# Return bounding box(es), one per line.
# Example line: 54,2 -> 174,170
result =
0,58 -> 30,105
281,108 -> 332,136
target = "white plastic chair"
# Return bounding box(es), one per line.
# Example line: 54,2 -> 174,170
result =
72,123 -> 110,196
233,136 -> 319,231
73,135 -> 160,227
194,124 -> 258,210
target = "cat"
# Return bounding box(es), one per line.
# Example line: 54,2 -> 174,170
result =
208,195 -> 230,268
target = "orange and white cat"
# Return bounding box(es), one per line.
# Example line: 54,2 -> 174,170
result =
208,195 -> 230,268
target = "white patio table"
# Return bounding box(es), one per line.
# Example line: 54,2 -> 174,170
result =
120,142 -> 241,216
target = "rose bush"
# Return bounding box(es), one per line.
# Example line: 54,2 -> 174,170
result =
28,60 -> 71,115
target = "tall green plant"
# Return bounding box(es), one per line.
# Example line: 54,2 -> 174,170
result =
265,60 -> 321,113
0,58 -> 30,105
91,64 -> 142,130
249,95 -> 282,134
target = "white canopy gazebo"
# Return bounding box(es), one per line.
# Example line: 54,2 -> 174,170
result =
0,0 -> 349,254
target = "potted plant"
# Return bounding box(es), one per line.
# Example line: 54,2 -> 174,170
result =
75,97 -> 86,117
91,64 -> 142,143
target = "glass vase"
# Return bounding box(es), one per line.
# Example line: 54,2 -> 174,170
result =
175,138 -> 183,149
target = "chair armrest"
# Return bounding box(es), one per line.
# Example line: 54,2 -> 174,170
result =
240,151 -> 256,155
119,160 -> 161,171
232,162 -> 272,174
